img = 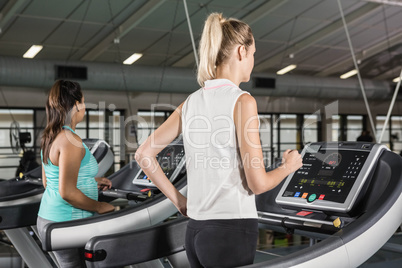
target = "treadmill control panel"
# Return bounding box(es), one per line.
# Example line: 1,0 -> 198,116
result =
276,142 -> 387,214
133,141 -> 185,187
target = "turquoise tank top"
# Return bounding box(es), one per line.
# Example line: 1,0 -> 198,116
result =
38,126 -> 99,222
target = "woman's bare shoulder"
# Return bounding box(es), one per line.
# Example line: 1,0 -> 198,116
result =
55,130 -> 83,151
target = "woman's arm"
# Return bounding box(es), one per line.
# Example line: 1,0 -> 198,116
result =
135,102 -> 187,216
41,165 -> 47,188
58,137 -> 114,214
95,177 -> 112,191
234,94 -> 303,195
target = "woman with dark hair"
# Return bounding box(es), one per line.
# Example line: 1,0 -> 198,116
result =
135,13 -> 302,267
37,80 -> 115,267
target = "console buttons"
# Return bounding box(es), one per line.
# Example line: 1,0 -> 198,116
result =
301,192 -> 308,199
308,194 -> 317,202
318,194 -> 325,200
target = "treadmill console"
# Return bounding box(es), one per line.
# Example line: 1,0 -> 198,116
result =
276,142 -> 387,215
133,141 -> 185,187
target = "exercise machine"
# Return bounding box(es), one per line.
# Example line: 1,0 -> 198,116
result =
0,139 -> 113,268
40,138 -> 187,259
82,142 -> 402,267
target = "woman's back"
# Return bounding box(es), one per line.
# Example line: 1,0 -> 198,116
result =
39,126 -> 99,222
182,79 -> 257,220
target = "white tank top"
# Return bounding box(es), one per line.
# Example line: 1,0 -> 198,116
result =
181,79 -> 258,220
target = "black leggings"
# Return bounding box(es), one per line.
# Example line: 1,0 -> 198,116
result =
185,218 -> 258,268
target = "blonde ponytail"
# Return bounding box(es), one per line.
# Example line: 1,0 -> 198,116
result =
197,13 -> 253,87
197,13 -> 224,87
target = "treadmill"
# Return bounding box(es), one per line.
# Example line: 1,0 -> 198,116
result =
0,139 -> 114,268
40,138 -> 187,260
83,142 -> 402,267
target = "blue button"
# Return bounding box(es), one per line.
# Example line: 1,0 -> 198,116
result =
294,192 -> 301,197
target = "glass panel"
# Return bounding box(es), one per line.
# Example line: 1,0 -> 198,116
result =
137,111 -> 169,145
259,115 -> 271,147
303,114 -> 318,144
88,129 -> 103,139
0,109 -> 35,179
390,116 -> 402,153
112,111 -> 123,170
89,111 -> 105,128
272,115 -> 280,159
347,115 -> 363,142
332,115 -> 340,142
278,114 -> 297,158
259,114 -> 271,167
279,114 -> 297,143
376,116 -> 389,148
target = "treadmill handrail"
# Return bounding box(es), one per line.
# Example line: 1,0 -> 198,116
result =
42,175 -> 187,251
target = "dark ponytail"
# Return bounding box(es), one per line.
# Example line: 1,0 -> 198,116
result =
41,80 -> 82,164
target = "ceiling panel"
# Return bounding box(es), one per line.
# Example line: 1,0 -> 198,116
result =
119,28 -> 168,53
0,0 -> 400,82
0,16 -> 59,43
34,46 -> 77,61
299,46 -> 349,70
0,41 -> 30,57
138,31 -> 194,56
44,22 -> 104,47
22,0 -> 83,18
68,0 -> 135,24
136,1 -> 188,31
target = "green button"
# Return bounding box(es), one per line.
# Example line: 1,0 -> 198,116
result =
308,194 -> 317,202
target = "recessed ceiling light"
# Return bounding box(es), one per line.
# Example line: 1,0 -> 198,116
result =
340,69 -> 358,79
277,64 -> 297,75
23,45 -> 43,58
123,53 -> 143,65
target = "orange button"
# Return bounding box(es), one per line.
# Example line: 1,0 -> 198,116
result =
301,192 -> 308,199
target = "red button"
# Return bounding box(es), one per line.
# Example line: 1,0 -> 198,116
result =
296,211 -> 313,216
318,194 -> 325,200
140,188 -> 151,192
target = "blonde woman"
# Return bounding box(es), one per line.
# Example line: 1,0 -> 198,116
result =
135,13 -> 302,267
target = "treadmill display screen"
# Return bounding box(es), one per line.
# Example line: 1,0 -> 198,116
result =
281,149 -> 369,204
133,143 -> 185,187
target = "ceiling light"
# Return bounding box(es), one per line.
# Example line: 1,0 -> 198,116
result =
123,53 -> 143,65
23,45 -> 43,59
340,69 -> 358,79
393,77 -> 401,83
277,64 -> 297,75
364,0 -> 402,7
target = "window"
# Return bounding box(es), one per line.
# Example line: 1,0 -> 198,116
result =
302,114 -> 319,144
376,116 -> 390,148
0,109 -> 34,178
259,114 -> 272,167
0,108 -> 124,179
346,115 -> 363,141
390,116 -> 402,153
331,115 -> 340,141
276,114 -> 298,157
